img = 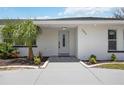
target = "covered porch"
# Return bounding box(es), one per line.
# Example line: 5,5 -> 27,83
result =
33,23 -> 78,58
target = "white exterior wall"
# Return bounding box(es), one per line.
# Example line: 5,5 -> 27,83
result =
77,24 -> 124,60
1,20 -> 124,60
18,27 -> 76,57
17,28 -> 58,56
34,28 -> 58,56
69,28 -> 77,56
19,29 -> 58,56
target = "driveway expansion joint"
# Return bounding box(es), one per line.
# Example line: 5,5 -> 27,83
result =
80,62 -> 104,84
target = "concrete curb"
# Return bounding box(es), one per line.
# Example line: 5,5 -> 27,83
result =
80,61 -> 124,68
0,65 -> 39,69
41,60 -> 49,69
0,60 -> 49,69
80,61 -> 91,68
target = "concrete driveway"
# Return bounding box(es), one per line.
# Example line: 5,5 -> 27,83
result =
0,62 -> 124,85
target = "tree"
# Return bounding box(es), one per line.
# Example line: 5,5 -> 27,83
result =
0,20 -> 19,59
0,20 -> 40,60
114,8 -> 124,18
0,20 -> 17,44
15,20 -> 39,60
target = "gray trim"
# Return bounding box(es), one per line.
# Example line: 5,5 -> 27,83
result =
13,45 -> 37,48
45,17 -> 124,21
108,50 -> 124,53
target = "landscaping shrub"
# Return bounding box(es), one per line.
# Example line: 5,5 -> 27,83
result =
0,43 -> 19,59
33,56 -> 41,65
89,54 -> 97,64
111,54 -> 117,62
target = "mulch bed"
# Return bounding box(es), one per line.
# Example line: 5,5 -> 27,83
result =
0,57 -> 48,66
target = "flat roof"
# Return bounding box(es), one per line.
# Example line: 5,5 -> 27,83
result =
0,17 -> 124,25
0,17 -> 124,21
42,17 -> 124,21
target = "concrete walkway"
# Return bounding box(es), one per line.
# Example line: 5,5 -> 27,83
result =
0,62 -> 124,85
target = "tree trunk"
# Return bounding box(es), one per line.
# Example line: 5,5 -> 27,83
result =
28,46 -> 33,60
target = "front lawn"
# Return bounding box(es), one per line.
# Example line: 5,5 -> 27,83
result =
96,63 -> 124,70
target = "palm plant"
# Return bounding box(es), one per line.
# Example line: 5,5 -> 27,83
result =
15,20 -> 39,60
0,20 -> 40,60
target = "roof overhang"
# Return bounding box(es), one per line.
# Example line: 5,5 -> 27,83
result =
34,20 -> 124,30
1,17 -> 124,25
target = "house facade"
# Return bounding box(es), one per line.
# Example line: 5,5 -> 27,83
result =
1,17 -> 124,60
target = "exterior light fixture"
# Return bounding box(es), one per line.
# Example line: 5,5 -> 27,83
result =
62,27 -> 67,30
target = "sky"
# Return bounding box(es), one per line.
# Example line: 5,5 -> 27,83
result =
0,7 -> 117,19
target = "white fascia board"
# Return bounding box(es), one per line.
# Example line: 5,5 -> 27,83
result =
33,20 -> 124,25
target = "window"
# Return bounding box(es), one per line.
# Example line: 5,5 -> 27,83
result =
14,38 -> 37,46
31,39 -> 37,46
3,38 -> 13,44
108,30 -> 117,50
62,34 -> 65,47
3,38 -> 37,47
3,32 -> 13,44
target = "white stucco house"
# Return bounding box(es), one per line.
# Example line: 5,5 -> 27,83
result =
1,17 -> 124,60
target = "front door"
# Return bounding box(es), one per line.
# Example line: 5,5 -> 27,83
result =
58,30 -> 69,56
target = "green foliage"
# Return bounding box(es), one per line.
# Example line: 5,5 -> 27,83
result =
89,58 -> 97,64
89,54 -> 97,64
0,43 -> 18,59
0,20 -> 40,60
16,20 -> 38,46
14,20 -> 39,60
90,54 -> 96,60
96,64 -> 124,70
0,21 -> 17,44
111,54 -> 117,62
33,56 -> 41,65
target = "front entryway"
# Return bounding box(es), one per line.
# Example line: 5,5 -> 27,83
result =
58,30 -> 69,56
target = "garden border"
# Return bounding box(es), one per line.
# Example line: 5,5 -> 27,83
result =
0,60 -> 49,69
80,61 -> 124,68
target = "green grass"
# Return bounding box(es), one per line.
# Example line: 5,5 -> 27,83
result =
96,64 -> 124,70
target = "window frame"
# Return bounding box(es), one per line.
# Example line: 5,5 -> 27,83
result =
62,34 -> 65,47
108,29 -> 117,51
